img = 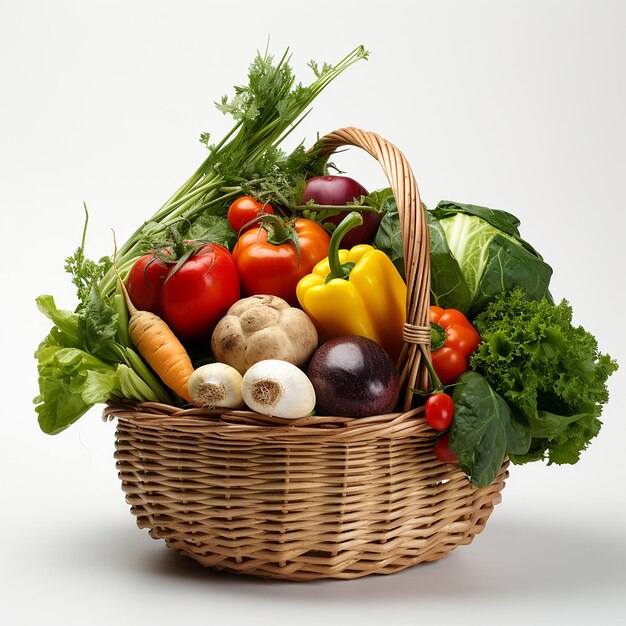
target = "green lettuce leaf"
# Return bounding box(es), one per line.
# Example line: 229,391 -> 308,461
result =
471,289 -> 618,465
35,342 -> 121,435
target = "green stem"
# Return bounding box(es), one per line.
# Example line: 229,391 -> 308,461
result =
295,202 -> 379,213
112,291 -> 130,346
327,211 -> 363,279
418,343 -> 444,392
262,214 -> 295,245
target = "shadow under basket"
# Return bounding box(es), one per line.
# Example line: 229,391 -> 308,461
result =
104,128 -> 508,581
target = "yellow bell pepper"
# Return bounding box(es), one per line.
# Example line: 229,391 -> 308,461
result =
296,211 -> 406,361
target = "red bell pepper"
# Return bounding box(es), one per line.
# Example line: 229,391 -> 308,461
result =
429,306 -> 481,386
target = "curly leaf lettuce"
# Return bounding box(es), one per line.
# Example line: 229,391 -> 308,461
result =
470,289 -> 618,465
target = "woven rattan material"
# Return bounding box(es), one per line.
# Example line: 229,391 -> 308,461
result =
106,403 -> 508,580
108,128 -> 508,580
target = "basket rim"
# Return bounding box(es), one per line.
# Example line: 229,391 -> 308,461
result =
104,401 -> 436,442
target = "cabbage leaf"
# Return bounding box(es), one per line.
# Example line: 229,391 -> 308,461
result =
429,201 -> 553,314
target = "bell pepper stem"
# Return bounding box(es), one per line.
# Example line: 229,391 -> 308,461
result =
327,211 -> 364,279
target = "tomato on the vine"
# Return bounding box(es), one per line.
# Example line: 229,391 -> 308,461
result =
227,196 -> 275,234
126,253 -> 171,317
127,243 -> 240,341
232,217 -> 330,306
425,393 -> 455,431
161,244 -> 240,340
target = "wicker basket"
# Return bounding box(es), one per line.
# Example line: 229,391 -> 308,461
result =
104,128 -> 508,581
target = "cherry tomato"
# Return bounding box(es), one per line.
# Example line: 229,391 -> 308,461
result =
232,218 -> 330,306
227,196 -> 275,234
126,254 -> 171,316
434,433 -> 459,464
425,393 -> 455,431
302,176 -> 381,247
431,347 -> 469,386
161,244 -> 241,340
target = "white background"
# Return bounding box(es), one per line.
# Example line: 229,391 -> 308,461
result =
2,0 -> 625,624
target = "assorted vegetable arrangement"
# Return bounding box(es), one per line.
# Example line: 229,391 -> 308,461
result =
34,44 -> 617,494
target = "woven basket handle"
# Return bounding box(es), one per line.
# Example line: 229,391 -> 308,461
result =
317,127 -> 431,410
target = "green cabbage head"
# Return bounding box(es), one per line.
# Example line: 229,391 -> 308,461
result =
428,201 -> 553,315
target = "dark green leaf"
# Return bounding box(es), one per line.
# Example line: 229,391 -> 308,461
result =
506,408 -> 532,455
372,191 -> 404,279
450,371 -> 513,487
472,235 -> 553,315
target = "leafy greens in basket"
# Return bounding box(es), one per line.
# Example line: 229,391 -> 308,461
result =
428,201 -> 553,316
374,193 -> 617,486
34,45 -> 369,434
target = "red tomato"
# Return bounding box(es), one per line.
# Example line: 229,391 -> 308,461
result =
425,393 -> 455,431
227,196 -> 275,234
434,433 -> 459,464
126,254 -> 171,316
431,347 -> 469,386
161,244 -> 240,340
232,218 -> 330,306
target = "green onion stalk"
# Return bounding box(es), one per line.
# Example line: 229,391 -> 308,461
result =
99,45 -> 369,296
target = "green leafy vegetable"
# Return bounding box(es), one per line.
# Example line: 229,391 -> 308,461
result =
35,45 -> 368,434
35,292 -> 172,434
426,211 -> 472,314
470,289 -> 618,465
371,188 -> 405,278
97,45 -> 369,296
34,298 -> 123,434
449,371 -> 529,487
428,201 -> 553,314
186,214 -> 238,249
64,203 -> 112,306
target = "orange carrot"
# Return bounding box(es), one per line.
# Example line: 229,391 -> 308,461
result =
116,269 -> 194,403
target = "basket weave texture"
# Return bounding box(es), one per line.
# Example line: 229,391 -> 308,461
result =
105,128 -> 508,580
